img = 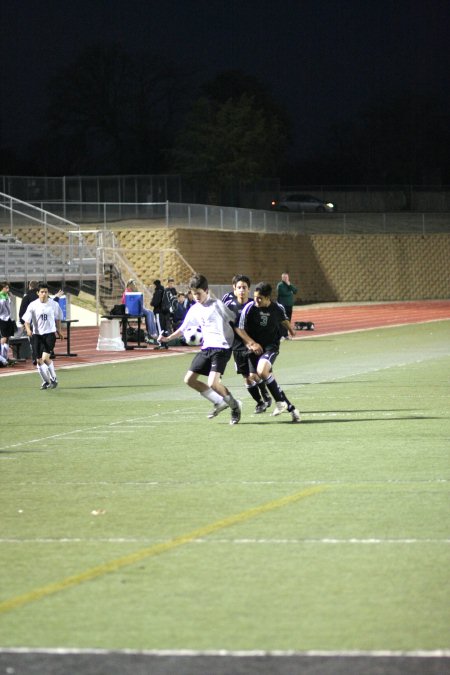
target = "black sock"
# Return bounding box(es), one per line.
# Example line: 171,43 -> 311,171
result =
258,381 -> 270,401
247,383 -> 263,403
264,375 -> 293,408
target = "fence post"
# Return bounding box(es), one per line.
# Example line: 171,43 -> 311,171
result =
9,196 -> 13,236
165,201 -> 169,228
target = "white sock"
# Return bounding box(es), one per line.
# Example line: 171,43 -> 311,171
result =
224,393 -> 238,407
0,355 -> 7,366
200,388 -> 223,404
1,343 -> 8,360
38,364 -> 50,383
47,361 -> 57,380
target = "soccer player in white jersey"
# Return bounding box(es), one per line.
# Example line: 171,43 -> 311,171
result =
23,282 -> 64,389
159,273 -> 242,424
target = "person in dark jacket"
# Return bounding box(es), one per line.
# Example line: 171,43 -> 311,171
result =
276,272 -> 298,338
19,280 -> 39,326
151,279 -> 167,348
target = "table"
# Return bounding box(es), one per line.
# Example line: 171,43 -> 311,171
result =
56,319 -> 79,357
101,315 -> 147,351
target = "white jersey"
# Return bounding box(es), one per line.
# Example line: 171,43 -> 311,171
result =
179,297 -> 235,349
0,294 -> 11,321
22,298 -> 63,335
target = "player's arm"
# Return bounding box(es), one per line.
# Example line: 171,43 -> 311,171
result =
282,319 -> 296,338
56,319 -> 64,339
159,328 -> 182,343
54,302 -> 64,339
24,321 -> 33,338
234,327 -> 263,355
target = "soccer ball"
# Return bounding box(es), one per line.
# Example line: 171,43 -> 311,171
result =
184,326 -> 203,346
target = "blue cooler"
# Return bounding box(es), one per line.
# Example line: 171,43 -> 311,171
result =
57,295 -> 67,320
124,292 -> 143,315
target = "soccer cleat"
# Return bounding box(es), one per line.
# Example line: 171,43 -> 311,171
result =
49,379 -> 58,389
271,401 -> 289,416
40,382 -> 50,390
290,408 -> 301,423
254,401 -> 267,414
263,396 -> 273,409
207,400 -> 229,419
230,400 -> 242,425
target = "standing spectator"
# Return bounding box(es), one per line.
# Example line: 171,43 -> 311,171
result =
19,280 -> 39,327
0,281 -> 15,366
161,278 -> 178,334
276,272 -> 297,338
236,281 -> 301,423
150,279 -> 165,338
159,273 -> 242,424
23,282 -> 64,389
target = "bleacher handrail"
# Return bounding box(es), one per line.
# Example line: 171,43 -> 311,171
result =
0,191 -> 82,235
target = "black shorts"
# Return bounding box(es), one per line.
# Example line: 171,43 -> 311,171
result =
0,319 -> 15,338
233,349 -> 251,376
190,347 -> 232,376
248,348 -> 279,374
31,333 -> 56,359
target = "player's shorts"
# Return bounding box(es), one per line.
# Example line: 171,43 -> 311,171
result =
233,349 -> 251,376
31,332 -> 56,359
190,347 -> 232,376
248,348 -> 279,374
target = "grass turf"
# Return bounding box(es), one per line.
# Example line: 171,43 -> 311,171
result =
0,321 -> 449,650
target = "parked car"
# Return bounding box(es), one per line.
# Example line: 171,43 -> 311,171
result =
271,194 -> 336,213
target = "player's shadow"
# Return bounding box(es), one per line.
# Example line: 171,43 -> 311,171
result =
244,415 -> 440,425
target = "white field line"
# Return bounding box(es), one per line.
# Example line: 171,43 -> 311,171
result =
1,317 -> 448,379
1,537 -> 449,545
296,317 -> 450,340
0,647 -> 449,658
5,479 -> 449,486
0,410 -> 196,452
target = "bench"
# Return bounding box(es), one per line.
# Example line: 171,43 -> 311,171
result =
9,335 -> 32,361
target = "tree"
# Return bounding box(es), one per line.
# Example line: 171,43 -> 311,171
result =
319,90 -> 450,184
35,43 -> 188,174
171,70 -> 291,201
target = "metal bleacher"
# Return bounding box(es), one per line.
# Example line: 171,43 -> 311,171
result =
0,192 -> 98,286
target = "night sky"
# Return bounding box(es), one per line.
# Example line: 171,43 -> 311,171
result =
1,0 -> 449,165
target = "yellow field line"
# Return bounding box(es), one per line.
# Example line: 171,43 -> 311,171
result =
0,485 -> 326,615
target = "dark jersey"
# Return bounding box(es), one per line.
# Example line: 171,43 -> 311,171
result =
224,296 -> 250,352
238,300 -> 288,350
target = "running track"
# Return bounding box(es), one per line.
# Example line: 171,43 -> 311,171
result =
2,300 -> 450,376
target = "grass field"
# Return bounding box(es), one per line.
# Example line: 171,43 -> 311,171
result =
0,321 -> 449,656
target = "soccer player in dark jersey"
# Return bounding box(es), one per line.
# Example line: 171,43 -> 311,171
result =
223,274 -> 272,414
236,281 -> 301,423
